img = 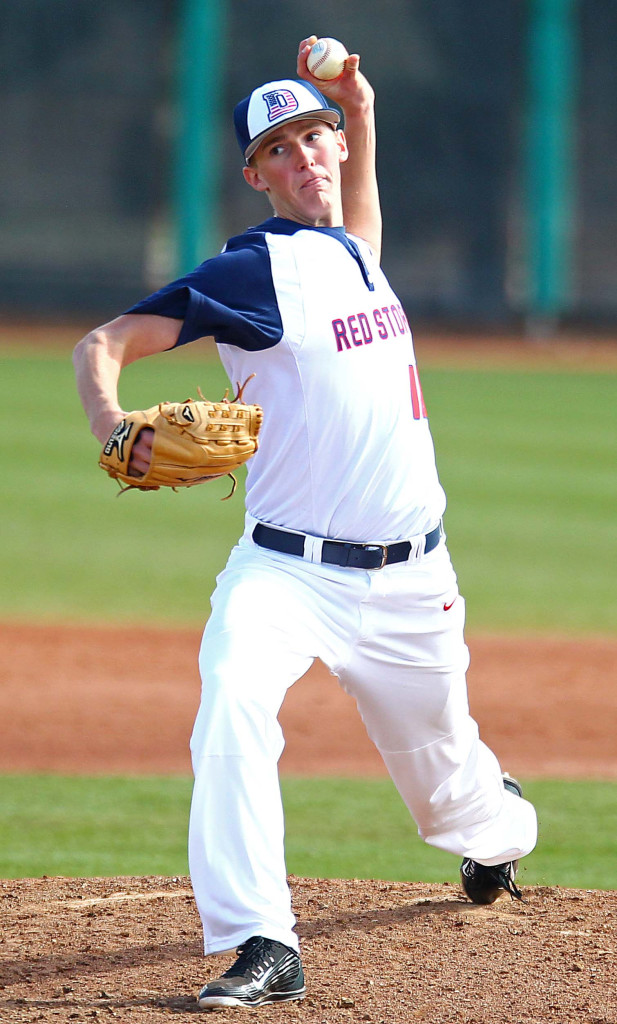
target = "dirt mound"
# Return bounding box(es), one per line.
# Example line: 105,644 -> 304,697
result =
2,874 -> 615,1023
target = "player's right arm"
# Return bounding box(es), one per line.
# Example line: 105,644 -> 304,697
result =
297,37 -> 382,259
73,313 -> 181,445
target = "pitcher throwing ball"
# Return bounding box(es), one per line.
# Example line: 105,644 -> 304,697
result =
73,35 -> 538,1009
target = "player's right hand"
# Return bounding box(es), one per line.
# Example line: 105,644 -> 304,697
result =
127,427 -> 154,477
296,37 -> 373,112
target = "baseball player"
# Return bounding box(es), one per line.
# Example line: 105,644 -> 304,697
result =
73,37 -> 538,1010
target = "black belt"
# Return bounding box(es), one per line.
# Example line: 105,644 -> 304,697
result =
252,522 -> 442,570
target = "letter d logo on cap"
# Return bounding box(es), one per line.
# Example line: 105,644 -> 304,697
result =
263,89 -> 299,122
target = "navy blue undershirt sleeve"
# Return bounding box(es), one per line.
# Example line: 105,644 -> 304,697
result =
124,218 -> 373,350
124,232 -> 283,351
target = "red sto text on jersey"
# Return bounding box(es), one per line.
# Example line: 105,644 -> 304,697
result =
332,303 -> 410,351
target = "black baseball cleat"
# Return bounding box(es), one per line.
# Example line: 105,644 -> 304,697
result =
197,935 -> 305,1010
460,774 -> 525,905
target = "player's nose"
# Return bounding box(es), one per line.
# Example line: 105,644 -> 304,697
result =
293,142 -> 315,169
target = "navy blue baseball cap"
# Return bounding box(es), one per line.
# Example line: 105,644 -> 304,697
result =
234,79 -> 340,162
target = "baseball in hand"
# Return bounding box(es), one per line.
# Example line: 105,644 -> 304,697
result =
307,37 -> 349,80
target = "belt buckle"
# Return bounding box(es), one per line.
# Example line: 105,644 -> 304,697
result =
363,543 -> 388,570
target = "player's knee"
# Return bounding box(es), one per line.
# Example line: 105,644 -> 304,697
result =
190,670 -> 281,763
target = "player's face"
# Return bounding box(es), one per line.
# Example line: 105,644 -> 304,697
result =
243,119 -> 349,227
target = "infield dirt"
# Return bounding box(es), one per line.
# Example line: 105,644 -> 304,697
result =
2,874 -> 616,1023
2,621 -> 617,1022
2,623 -> 616,779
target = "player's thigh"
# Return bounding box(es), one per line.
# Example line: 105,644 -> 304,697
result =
340,560 -> 471,752
193,548 -> 319,748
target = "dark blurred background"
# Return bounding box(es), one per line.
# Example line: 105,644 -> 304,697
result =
1,0 -> 615,328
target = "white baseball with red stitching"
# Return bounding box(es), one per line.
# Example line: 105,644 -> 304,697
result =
307,37 -> 348,80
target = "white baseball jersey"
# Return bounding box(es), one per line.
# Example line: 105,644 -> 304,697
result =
127,217 -> 446,542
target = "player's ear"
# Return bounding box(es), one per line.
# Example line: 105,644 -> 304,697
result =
335,129 -> 349,164
243,164 -> 269,193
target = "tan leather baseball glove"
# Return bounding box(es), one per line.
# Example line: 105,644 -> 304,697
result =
99,378 -> 263,498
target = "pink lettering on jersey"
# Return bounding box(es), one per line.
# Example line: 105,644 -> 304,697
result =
381,306 -> 397,334
391,305 -> 406,334
332,319 -> 351,351
373,308 -> 388,339
334,305 -> 409,350
348,315 -> 363,346
409,364 -> 428,420
357,313 -> 373,343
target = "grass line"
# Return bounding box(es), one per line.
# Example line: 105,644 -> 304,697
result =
1,775 -> 616,891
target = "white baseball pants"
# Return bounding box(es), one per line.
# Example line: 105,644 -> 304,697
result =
188,526 -> 537,955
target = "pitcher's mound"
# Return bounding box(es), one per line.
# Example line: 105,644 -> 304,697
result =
2,874 -> 615,1022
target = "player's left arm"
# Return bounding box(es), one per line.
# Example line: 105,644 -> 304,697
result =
297,37 -> 382,260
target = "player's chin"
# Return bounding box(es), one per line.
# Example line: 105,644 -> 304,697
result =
296,188 -> 335,221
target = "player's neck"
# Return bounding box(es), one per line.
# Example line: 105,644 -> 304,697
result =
270,200 -> 344,230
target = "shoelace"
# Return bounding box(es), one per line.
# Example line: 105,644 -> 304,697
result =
225,937 -> 276,979
484,863 -> 524,902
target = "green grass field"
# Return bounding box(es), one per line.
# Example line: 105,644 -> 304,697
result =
1,344 -> 615,630
1,774 -> 616,890
1,342 -> 616,886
